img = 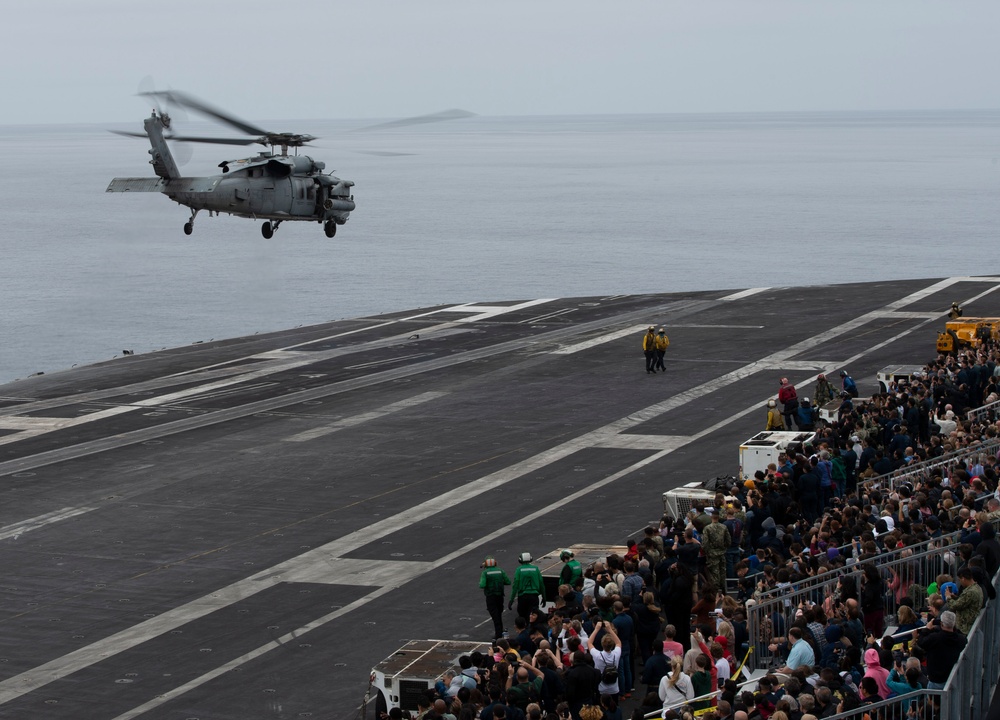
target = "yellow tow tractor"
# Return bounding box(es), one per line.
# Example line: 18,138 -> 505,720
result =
936,317 -> 1000,353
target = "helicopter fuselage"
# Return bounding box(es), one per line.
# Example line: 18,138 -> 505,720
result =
107,110 -> 355,239
166,154 -> 356,224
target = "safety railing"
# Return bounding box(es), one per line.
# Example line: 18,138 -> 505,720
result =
968,397 -> 1000,424
820,569 -> 1000,720
749,520 -> 976,607
821,688 -> 939,720
864,437 -> 1000,494
746,538 -> 963,672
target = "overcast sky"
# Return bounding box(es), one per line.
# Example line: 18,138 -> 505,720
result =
3,1 -> 998,125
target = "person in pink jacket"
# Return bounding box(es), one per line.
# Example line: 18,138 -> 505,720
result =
863,647 -> 892,699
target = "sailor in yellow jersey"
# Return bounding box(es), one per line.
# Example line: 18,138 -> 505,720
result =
643,326 -> 657,374
654,328 -> 670,372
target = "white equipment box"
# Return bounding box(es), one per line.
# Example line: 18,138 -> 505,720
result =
876,365 -> 925,394
663,482 -> 717,520
371,639 -> 492,713
739,431 -> 816,482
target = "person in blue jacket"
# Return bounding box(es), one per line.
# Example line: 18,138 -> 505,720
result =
841,370 -> 859,398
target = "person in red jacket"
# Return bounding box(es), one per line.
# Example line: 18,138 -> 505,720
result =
778,377 -> 799,429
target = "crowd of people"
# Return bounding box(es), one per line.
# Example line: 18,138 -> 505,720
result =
387,345 -> 1000,720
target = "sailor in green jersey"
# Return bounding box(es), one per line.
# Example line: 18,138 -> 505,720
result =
559,549 -> 583,588
479,556 -> 511,639
509,551 -> 546,621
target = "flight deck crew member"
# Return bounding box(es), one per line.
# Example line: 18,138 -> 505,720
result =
949,302 -> 963,319
479,556 -> 511,639
510,552 -> 546,621
654,328 -> 670,372
643,326 -> 657,373
559,549 -> 584,588
778,378 -> 799,430
766,400 -> 784,430
840,370 -> 859,398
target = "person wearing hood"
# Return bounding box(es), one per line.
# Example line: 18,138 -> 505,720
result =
974,520 -> 1000,577
863,647 -> 892,699
760,516 -> 785,560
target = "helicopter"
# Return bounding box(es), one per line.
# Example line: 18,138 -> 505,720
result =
107,91 -> 469,239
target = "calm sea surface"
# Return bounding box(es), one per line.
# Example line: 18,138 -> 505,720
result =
1,111 -> 998,384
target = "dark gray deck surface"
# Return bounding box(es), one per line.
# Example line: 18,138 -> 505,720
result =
1,277 -> 998,719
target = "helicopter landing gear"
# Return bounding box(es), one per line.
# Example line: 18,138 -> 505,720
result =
261,220 -> 281,239
324,220 -> 337,238
184,209 -> 198,235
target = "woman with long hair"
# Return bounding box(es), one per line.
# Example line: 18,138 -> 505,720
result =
658,655 -> 694,712
860,564 -> 885,637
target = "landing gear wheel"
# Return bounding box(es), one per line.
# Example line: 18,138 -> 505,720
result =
324,221 -> 337,238
183,222 -> 193,236
261,221 -> 273,239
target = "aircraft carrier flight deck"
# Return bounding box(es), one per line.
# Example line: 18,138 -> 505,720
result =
1,276 -> 999,719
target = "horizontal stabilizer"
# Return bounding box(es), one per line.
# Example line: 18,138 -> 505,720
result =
106,177 -> 167,193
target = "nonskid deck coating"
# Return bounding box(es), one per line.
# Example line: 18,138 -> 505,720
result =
0,277 -> 998,718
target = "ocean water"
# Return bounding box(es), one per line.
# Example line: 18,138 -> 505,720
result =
1,110 -> 998,384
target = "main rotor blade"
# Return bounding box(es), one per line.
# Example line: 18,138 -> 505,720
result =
350,108 -> 476,132
164,134 -> 260,146
110,129 -> 149,139
140,90 -> 270,137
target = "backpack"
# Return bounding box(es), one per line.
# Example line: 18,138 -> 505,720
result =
600,652 -> 619,685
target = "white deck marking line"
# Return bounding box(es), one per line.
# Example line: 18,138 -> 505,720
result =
669,324 -> 765,329
283,392 -> 448,443
400,298 -> 557,323
519,308 -> 578,324
719,287 -> 771,301
11,278 -> 1000,712
591,434 -> 690,451
874,311 -> 943,320
759,360 -> 840,371
343,353 -> 434,370
0,507 -> 97,541
552,325 -> 648,355
880,277 -> 961,311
